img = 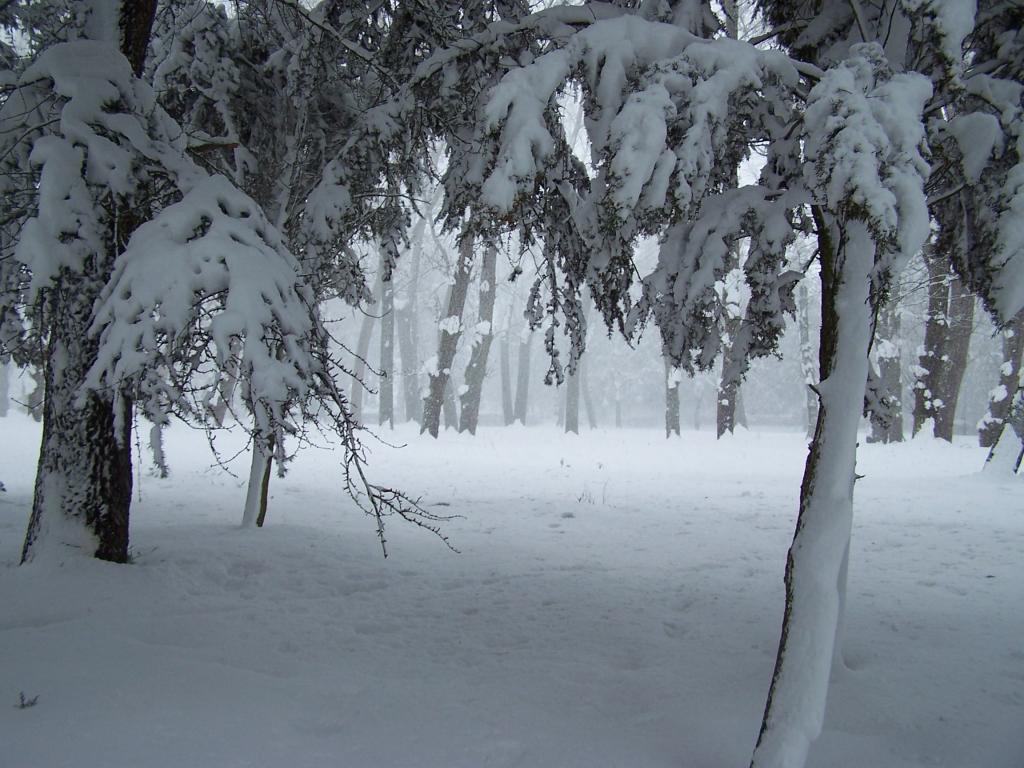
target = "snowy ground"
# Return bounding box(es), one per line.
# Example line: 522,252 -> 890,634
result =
0,412 -> 1022,768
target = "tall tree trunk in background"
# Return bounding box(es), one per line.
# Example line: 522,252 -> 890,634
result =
933,279 -> 973,442
752,213 -> 875,768
499,305 -> 515,425
565,368 -> 580,434
798,283 -> 818,437
665,358 -> 680,437
379,252 -> 395,429
581,357 -> 597,429
0,360 -> 8,417
913,254 -> 973,441
513,328 -> 532,425
868,299 -> 903,443
442,380 -> 458,430
397,219 -> 425,424
422,235 -> 474,437
209,338 -> 240,426
459,243 -> 497,434
979,311 -> 1024,447
350,275 -> 380,423
21,0 -> 158,565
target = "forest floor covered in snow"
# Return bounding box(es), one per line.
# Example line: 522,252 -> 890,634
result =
0,412 -> 1022,768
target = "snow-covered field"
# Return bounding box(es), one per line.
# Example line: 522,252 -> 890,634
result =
0,412 -> 1021,768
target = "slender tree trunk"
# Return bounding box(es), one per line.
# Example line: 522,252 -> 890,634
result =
459,243 -> 497,434
422,235 -> 474,437
397,220 -> 425,424
0,360 -> 8,418
350,276 -> 380,423
581,356 -> 597,429
242,430 -> 275,528
149,422 -> 169,478
513,328 -> 533,426
798,282 -> 818,437
979,311 -> 1024,447
717,316 -> 743,437
379,252 -> 395,429
665,358 -> 680,437
868,299 -> 903,443
565,368 -> 580,434
752,215 -> 875,768
21,0 -> 158,565
500,305 -> 515,425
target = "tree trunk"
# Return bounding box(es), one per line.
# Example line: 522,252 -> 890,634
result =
26,366 -> 43,421
242,429 -> 275,528
717,315 -> 744,438
422,235 -> 474,437
665,358 -> 680,437
868,299 -> 903,443
209,338 -> 240,426
798,282 -> 818,437
148,422 -> 169,478
379,252 -> 395,429
396,220 -> 425,424
983,416 -> 1023,475
0,359 -> 8,418
979,311 -> 1024,447
565,368 -> 580,434
350,276 -> 380,423
459,243 -> 497,434
932,278 -> 973,442
913,252 -> 973,441
752,215 -> 875,768
513,328 -> 533,425
21,0 -> 158,565
581,356 -> 597,429
500,306 -> 515,425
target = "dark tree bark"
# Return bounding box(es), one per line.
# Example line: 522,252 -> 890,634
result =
459,243 -> 497,434
979,311 -> 1024,447
422,235 -> 474,437
868,299 -> 904,443
21,0 -> 159,565
913,252 -> 974,442
513,328 -> 533,425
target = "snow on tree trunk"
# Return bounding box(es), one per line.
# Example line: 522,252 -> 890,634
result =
379,252 -> 395,430
868,299 -> 903,443
422,235 -> 474,437
797,282 -> 818,438
983,419 -> 1023,476
665,358 -> 681,438
751,219 -> 875,768
459,243 -> 497,434
148,422 -> 169,479
21,0 -> 158,565
241,430 -> 274,529
913,255 -> 973,441
933,278 -> 973,442
22,292 -> 135,563
500,301 -> 516,426
979,312 -> 1024,447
